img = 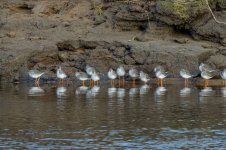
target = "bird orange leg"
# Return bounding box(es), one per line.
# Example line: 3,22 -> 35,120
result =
160,79 -> 163,87
133,79 -> 135,86
157,79 -> 160,86
123,77 -> 125,87
204,80 -> 208,87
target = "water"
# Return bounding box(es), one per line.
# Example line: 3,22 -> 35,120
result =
0,82 -> 225,149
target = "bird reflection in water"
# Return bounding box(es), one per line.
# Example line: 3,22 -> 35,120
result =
140,84 -> 150,95
180,87 -> 192,97
86,85 -> 100,98
221,87 -> 226,97
75,86 -> 89,95
117,88 -> 125,99
56,86 -> 67,99
108,87 -> 117,98
28,86 -> 45,96
199,87 -> 214,97
155,86 -> 167,97
129,87 -> 139,97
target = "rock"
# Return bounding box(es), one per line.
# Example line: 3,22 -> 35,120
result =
6,32 -> 16,38
217,46 -> 226,56
206,54 -> 226,69
28,36 -> 43,40
174,38 -> 189,44
93,16 -> 106,25
0,34 -> 4,38
222,38 -> 226,46
63,21 -> 70,27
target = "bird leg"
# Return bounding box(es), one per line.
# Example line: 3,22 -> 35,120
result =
35,78 -> 37,85
133,79 -> 136,86
204,79 -> 208,87
118,77 -> 121,87
82,80 -> 85,86
157,79 -> 160,86
184,79 -> 188,87
123,77 -> 125,87
37,77 -> 40,84
160,79 -> 163,87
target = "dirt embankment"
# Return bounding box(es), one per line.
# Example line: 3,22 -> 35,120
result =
0,0 -> 225,82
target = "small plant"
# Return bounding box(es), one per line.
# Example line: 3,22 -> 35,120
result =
94,3 -> 103,16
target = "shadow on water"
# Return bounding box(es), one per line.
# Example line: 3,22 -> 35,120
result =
0,82 -> 225,149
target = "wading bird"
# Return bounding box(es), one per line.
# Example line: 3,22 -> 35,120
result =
154,66 -> 168,87
91,71 -> 100,86
201,70 -> 216,87
199,63 -> 215,72
86,65 -> 96,85
57,66 -> 67,84
116,66 -> 126,85
220,69 -> 226,86
28,70 -> 44,86
179,69 -> 193,87
75,72 -> 89,86
129,68 -> 138,86
139,71 -> 150,84
108,68 -> 117,86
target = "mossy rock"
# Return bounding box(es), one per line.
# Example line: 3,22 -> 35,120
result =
157,0 -> 209,23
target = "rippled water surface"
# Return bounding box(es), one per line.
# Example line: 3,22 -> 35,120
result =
0,82 -> 225,149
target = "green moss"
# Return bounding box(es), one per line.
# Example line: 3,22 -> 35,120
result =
159,0 -> 211,20
160,0 -> 189,19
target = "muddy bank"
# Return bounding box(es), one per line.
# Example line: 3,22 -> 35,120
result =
0,0 -> 225,82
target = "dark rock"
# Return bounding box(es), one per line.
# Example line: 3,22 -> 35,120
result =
174,38 -> 189,44
94,16 -> 106,25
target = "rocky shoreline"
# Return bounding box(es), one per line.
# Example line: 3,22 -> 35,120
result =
0,0 -> 225,82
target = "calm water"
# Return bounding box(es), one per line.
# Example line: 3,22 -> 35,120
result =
0,82 -> 225,149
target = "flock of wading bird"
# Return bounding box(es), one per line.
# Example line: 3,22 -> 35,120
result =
28,63 -> 226,87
